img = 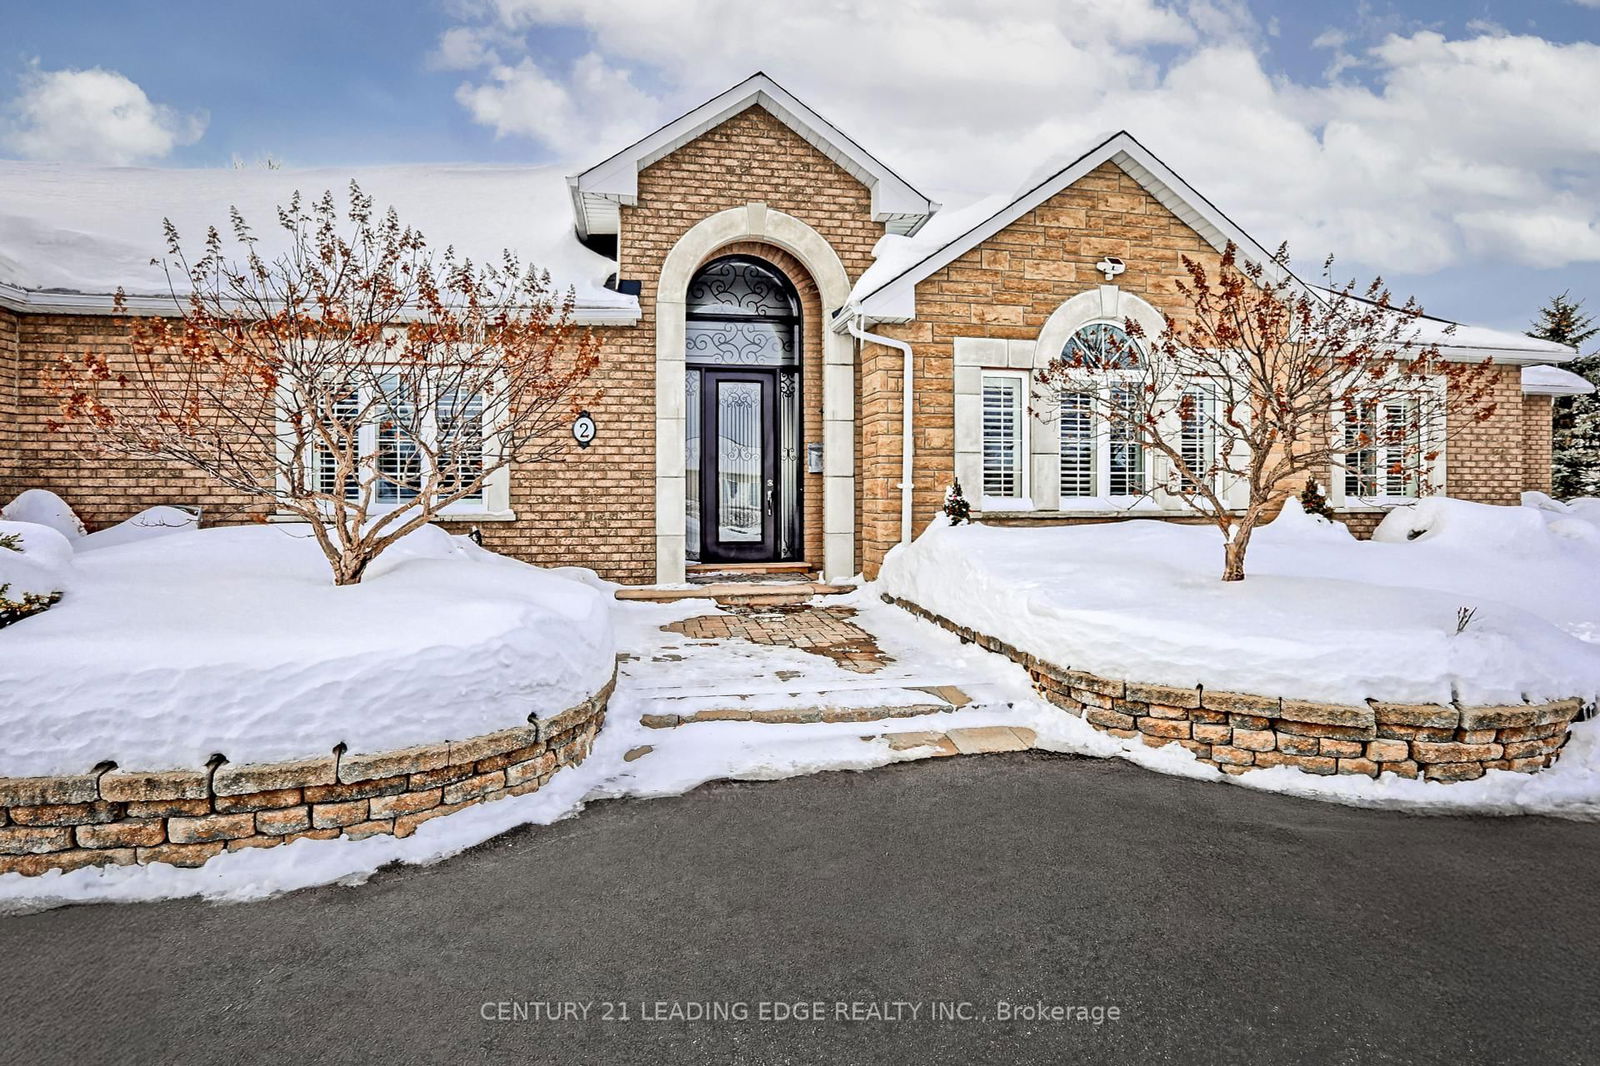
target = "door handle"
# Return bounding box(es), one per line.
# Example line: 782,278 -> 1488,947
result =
765,479 -> 774,517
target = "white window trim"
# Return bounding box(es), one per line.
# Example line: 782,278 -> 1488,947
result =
1327,381 -> 1446,509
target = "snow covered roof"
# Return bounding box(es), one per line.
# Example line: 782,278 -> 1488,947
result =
567,72 -> 937,241
848,131 -> 1286,323
1522,364 -> 1596,396
0,160 -> 638,323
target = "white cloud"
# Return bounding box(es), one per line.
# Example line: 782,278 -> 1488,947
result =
3,64 -> 206,165
454,52 -> 653,158
439,2 -> 1600,275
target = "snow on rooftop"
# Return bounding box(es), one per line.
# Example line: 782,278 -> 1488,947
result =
0,160 -> 630,310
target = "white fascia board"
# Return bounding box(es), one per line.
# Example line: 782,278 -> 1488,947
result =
0,280 -> 640,326
853,131 -> 1289,323
568,73 -> 934,237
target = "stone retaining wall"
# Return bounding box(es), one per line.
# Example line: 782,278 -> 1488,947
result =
0,677 -> 613,877
886,597 -> 1582,782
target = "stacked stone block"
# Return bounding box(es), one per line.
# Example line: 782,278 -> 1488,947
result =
0,679 -> 611,877
886,596 -> 1581,782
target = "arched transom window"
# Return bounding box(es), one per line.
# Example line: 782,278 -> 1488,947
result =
1061,321 -> 1141,370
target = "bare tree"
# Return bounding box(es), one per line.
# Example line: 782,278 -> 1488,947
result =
1037,243 -> 1500,581
45,182 -> 600,584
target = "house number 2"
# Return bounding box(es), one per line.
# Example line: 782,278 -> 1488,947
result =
572,410 -> 597,448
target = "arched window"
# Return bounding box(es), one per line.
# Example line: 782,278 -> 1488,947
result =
1057,322 -> 1148,500
685,257 -> 800,365
1062,321 -> 1140,369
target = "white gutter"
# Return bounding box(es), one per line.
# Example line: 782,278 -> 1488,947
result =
0,279 -> 642,326
847,316 -> 915,546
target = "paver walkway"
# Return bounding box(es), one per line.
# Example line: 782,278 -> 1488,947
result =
608,587 -> 1042,754
663,606 -> 890,673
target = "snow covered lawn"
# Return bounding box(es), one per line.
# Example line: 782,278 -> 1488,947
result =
0,495 -> 615,778
878,497 -> 1600,709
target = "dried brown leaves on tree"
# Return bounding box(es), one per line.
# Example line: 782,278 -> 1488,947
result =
1037,243 -> 1500,581
45,182 -> 600,584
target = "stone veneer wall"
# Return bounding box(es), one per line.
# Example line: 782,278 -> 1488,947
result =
0,677 -> 612,877
887,597 -> 1581,782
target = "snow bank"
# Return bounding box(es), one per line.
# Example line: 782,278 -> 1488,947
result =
877,499 -> 1600,707
77,505 -> 199,551
1,489 -> 85,540
0,521 -> 615,777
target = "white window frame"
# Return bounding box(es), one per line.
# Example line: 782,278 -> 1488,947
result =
1055,321 -> 1151,506
980,370 -> 1030,505
277,374 -> 514,521
1330,384 -> 1445,508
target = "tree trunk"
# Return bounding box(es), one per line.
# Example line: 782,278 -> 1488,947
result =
1221,525 -> 1254,582
332,551 -> 371,586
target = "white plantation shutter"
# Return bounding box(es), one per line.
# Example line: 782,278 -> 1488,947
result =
437,389 -> 486,502
1382,401 -> 1416,497
375,375 -> 422,503
982,373 -> 1025,499
1344,399 -> 1420,498
1178,387 -> 1214,491
314,388 -> 363,499
1058,391 -> 1094,497
1107,385 -> 1145,496
306,377 -> 488,506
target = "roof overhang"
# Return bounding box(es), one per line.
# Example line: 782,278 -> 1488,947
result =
0,280 -> 641,326
847,131 -> 1287,324
567,72 -> 937,241
1522,363 -> 1595,395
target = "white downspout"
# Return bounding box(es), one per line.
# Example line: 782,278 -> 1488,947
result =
847,315 -> 915,546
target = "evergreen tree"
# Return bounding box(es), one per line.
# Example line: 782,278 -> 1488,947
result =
1529,292 -> 1600,498
943,479 -> 971,525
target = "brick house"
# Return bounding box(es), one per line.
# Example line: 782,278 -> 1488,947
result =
0,73 -> 1585,585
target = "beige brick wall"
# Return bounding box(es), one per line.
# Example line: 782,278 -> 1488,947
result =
1446,363 -> 1529,506
854,161 -> 1544,575
0,307 -> 18,500
1521,394 -> 1554,496
9,314 -> 269,530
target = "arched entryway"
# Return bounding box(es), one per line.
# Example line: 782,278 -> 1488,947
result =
654,204 -> 855,586
685,255 -> 803,564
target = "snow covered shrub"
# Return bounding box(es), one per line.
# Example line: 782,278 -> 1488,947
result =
943,479 -> 972,526
0,524 -> 64,630
1299,478 -> 1336,521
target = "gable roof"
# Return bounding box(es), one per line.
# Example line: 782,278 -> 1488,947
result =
848,130 -> 1283,323
567,72 -> 937,240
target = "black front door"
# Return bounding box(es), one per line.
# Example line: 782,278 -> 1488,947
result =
699,368 -> 777,563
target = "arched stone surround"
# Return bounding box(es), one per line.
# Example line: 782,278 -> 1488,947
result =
655,204 -> 855,584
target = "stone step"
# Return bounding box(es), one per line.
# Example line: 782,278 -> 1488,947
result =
614,582 -> 853,607
639,686 -> 1017,730
877,726 -> 1038,758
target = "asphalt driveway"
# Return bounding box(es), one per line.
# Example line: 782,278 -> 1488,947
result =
2,752 -> 1596,1065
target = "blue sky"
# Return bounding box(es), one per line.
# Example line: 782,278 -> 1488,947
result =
3,0 -> 1598,335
